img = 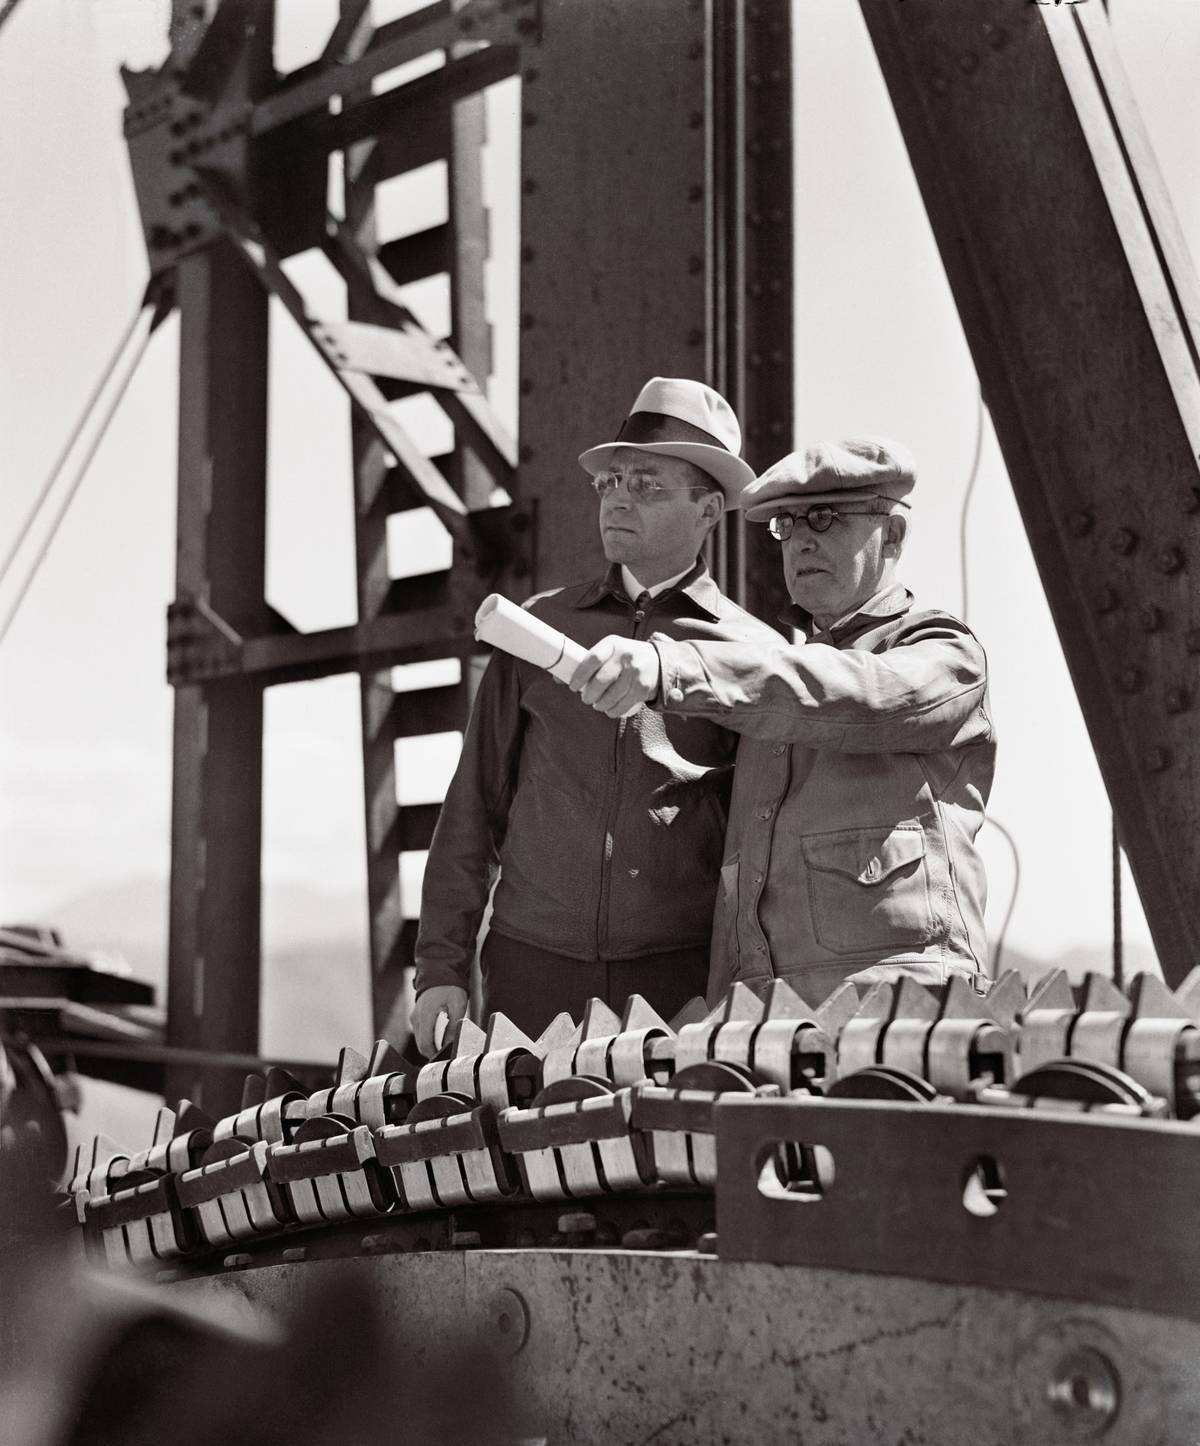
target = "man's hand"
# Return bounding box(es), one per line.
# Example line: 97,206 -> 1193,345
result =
568,635 -> 661,718
410,984 -> 469,1058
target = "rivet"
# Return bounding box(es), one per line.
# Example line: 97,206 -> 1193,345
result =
987,26 -> 1009,51
959,51 -> 979,74
748,73 -> 763,89
768,278 -> 784,295
748,211 -> 763,227
769,137 -> 784,154
520,377 -> 534,394
688,111 -> 704,129
688,255 -> 703,275
1065,510 -> 1093,538
522,110 -> 537,127
1045,1347 -> 1121,1433
1138,605 -> 1163,633
519,443 -> 534,463
1185,486 -> 1200,514
522,177 -> 537,195
1096,585 -> 1120,614
1117,666 -> 1143,693
515,15 -> 537,35
1156,547 -> 1184,574
687,183 -> 704,202
520,312 -> 534,330
1110,528 -> 1137,555
520,245 -> 535,263
770,350 -> 785,365
1144,746 -> 1171,773
769,207 -> 785,224
930,73 -> 950,96
1187,628 -> 1200,654
687,41 -> 703,59
1166,687 -> 1190,714
749,281 -> 764,298
524,67 -> 540,83
768,68 -> 783,84
687,328 -> 704,347
748,140 -> 764,158
769,421 -> 785,438
749,353 -> 763,370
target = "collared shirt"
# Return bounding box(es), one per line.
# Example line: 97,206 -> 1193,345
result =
782,580 -> 914,645
621,563 -> 693,603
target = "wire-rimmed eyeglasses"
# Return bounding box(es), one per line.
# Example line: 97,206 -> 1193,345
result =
767,499 -> 897,541
590,470 -> 710,502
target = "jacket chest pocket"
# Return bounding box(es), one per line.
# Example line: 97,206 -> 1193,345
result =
802,824 -> 934,957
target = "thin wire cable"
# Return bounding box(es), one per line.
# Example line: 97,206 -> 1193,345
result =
957,387 -> 1021,975
984,815 -> 1021,976
0,301 -> 150,591
0,305 -> 157,649
958,385 -> 985,621
1112,816 -> 1124,987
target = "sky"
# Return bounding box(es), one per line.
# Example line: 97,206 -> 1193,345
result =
3,0 -> 1200,1024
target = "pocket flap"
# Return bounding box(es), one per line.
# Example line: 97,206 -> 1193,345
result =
803,826 -> 926,887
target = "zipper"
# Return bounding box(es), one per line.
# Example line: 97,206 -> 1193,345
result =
596,594 -> 644,955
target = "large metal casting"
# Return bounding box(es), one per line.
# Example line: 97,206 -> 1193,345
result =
858,0 -> 1200,985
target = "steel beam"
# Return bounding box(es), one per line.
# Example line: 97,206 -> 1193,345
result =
518,0 -> 712,586
858,0 -> 1200,983
710,0 -> 794,625
168,244 -> 269,1116
165,0 -> 275,1115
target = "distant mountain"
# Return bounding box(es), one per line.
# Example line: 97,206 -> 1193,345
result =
29,875 -> 370,989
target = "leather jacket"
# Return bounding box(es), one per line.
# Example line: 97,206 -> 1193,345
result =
414,564 -> 780,992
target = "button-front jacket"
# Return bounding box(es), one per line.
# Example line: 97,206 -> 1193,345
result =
651,583 -> 995,1003
414,564 -> 780,994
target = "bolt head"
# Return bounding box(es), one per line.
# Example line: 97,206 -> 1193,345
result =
1144,746 -> 1171,773
1138,605 -> 1163,632
1110,527 -> 1138,555
1156,546 -> 1185,574
1166,687 -> 1190,714
1065,510 -> 1093,538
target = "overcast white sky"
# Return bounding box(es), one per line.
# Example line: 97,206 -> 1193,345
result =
2,0 -> 1199,995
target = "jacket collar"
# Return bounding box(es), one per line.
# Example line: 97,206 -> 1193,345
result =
782,581 -> 913,644
574,560 -> 721,620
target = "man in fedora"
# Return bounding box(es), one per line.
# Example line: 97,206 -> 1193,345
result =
409,377 -> 779,1054
569,437 -> 995,1004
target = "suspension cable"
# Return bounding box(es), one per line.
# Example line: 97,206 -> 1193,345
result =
957,386 -> 1022,975
0,294 -> 164,649
0,299 -> 158,591
958,384 -> 985,621
0,0 -> 27,37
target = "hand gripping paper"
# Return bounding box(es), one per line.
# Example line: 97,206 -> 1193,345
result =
474,594 -> 587,682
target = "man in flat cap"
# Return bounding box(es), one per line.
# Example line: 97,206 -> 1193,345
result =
408,378 -> 779,1054
569,437 -> 994,1003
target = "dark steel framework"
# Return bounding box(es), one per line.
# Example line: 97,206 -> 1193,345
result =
858,0 -> 1200,984
124,0 -> 1200,1113
123,0 -> 793,1111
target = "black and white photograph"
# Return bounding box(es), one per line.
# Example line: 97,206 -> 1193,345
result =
2,0 -> 1199,1440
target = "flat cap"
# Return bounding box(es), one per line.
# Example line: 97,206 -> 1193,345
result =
743,436 -> 916,522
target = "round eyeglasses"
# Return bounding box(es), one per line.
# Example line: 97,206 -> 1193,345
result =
590,470 -> 709,502
767,499 -> 897,541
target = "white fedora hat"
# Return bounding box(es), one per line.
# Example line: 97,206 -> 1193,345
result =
578,377 -> 756,509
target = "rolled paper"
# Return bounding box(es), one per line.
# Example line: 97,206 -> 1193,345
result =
475,594 -> 588,682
